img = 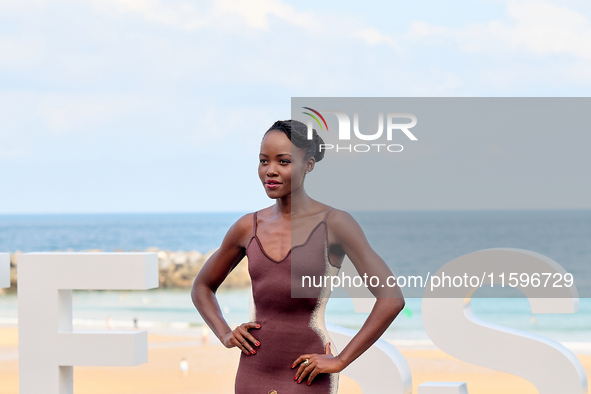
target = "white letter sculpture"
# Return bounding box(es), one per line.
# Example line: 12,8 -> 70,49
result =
422,248 -> 587,393
18,252 -> 158,394
328,256 -> 412,393
0,253 -> 9,288
328,323 -> 412,394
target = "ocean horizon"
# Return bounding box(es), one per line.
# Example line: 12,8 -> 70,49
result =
1,209 -> 590,352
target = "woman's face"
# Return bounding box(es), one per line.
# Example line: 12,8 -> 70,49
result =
259,130 -> 310,199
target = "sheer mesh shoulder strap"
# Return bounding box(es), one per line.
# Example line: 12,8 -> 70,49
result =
323,207 -> 335,223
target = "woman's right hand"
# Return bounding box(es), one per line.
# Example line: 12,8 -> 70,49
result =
220,322 -> 261,355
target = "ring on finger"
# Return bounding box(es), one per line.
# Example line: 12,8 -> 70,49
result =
304,358 -> 310,367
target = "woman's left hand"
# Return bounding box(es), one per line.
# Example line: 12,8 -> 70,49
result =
291,342 -> 344,385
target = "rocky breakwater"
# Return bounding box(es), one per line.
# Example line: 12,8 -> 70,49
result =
3,249 -> 251,291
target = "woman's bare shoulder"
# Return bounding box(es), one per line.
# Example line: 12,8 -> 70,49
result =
226,206 -> 275,247
325,208 -> 363,241
232,212 -> 255,233
222,212 -> 256,249
326,207 -> 356,225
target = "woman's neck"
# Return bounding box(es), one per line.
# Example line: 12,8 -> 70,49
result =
274,186 -> 313,218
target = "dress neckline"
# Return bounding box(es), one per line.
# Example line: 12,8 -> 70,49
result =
251,208 -> 333,264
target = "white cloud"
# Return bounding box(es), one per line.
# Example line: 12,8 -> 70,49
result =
406,67 -> 464,95
409,0 -> 591,59
351,28 -> 398,49
89,0 -> 316,32
192,105 -> 276,146
0,0 -> 47,12
213,0 -> 315,30
409,20 -> 451,38
0,36 -> 45,67
503,0 -> 591,57
0,148 -> 27,158
2,0 -> 591,213
38,93 -> 148,135
0,91 -> 150,137
90,0 -> 209,30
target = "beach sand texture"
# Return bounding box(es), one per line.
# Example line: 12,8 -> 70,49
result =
1,327 -> 590,393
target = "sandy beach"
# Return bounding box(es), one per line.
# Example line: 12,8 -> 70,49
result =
1,326 -> 590,393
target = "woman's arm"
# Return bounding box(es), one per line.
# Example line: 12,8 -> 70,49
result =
293,209 -> 405,385
190,213 -> 260,355
329,209 -> 405,366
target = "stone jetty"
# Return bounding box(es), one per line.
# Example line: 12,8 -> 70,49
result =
3,249 -> 251,291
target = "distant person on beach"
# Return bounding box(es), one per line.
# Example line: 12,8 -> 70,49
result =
180,357 -> 189,377
201,324 -> 210,345
191,120 -> 405,393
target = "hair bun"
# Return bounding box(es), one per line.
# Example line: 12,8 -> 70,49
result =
312,131 -> 325,162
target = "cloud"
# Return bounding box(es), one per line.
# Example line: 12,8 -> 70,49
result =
0,0 -> 47,12
0,148 -> 27,158
351,28 -> 398,49
37,93 -> 148,135
409,0 -> 591,59
89,0 -> 209,30
89,0 -> 316,32
2,0 -> 590,118
0,91 -> 149,138
2,0 -> 591,213
213,0 -> 315,30
0,36 -> 45,67
191,104 -> 276,147
502,0 -> 591,57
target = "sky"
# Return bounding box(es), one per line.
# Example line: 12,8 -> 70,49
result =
1,0 -> 591,213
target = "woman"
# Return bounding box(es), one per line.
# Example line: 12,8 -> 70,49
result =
191,120 -> 405,393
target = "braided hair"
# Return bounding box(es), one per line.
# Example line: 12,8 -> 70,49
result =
263,120 -> 325,162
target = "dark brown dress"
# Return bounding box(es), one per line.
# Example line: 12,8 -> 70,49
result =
235,208 -> 339,394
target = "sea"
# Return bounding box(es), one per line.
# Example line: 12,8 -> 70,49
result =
1,210 -> 590,352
